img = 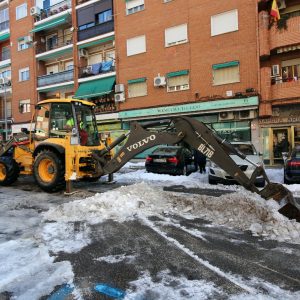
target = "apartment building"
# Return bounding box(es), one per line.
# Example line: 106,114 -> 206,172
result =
259,0 -> 300,165
1,0 -> 116,135
1,0 -> 300,166
114,0 -> 261,155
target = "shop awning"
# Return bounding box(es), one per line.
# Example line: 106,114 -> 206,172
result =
31,15 -> 69,33
74,76 -> 116,99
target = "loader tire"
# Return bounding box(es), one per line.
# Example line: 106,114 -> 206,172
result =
33,150 -> 65,193
0,157 -> 19,186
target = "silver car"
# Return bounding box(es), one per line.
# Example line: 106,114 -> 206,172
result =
207,141 -> 265,187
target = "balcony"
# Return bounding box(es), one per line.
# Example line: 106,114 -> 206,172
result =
271,78 -> 300,99
36,34 -> 73,54
78,61 -> 115,79
37,69 -> 73,87
34,0 -> 71,22
78,21 -> 114,42
270,15 -> 300,51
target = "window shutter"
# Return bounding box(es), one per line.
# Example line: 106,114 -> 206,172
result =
211,9 -> 238,36
126,0 -> 144,10
165,24 -> 187,46
128,82 -> 147,98
168,75 -> 189,87
127,35 -> 146,56
213,65 -> 240,85
88,53 -> 102,65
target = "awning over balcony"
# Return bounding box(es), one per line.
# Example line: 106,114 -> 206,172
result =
32,15 -> 69,33
78,36 -> 115,49
74,76 -> 116,99
277,44 -> 300,54
0,31 -> 9,42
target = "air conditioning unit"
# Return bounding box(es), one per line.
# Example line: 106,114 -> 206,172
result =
154,76 -> 166,87
114,92 -> 125,103
277,0 -> 286,10
30,6 -> 41,16
219,111 -> 234,121
239,110 -> 256,119
79,49 -> 88,58
24,36 -> 33,44
115,84 -> 125,93
272,64 -> 280,76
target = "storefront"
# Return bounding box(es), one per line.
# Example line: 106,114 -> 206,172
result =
259,105 -> 300,165
119,96 -> 259,158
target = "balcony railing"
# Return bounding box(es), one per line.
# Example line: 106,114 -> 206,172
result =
36,0 -> 71,21
37,69 -> 73,87
76,0 -> 90,5
78,61 -> 115,78
271,77 -> 300,99
0,48 -> 10,61
0,20 -> 9,32
36,34 -> 73,54
77,21 -> 114,42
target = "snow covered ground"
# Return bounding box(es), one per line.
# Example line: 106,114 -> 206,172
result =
0,164 -> 299,299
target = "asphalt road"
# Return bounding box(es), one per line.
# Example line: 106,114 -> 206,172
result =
1,176 -> 300,299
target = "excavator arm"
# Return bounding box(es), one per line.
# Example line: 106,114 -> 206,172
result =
95,116 -> 300,221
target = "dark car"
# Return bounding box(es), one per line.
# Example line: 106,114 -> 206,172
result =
284,146 -> 300,184
145,146 -> 196,176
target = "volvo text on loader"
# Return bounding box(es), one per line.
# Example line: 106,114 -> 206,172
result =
0,99 -> 299,221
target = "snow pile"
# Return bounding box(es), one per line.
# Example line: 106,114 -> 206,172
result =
44,182 -> 300,244
171,191 -> 300,243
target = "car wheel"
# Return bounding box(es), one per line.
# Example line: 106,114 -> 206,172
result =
208,176 -> 217,185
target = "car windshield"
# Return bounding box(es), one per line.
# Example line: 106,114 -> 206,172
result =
232,144 -> 255,155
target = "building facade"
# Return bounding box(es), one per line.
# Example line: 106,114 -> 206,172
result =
1,0 -> 299,165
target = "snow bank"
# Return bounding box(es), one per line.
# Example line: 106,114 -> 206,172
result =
44,182 -> 300,244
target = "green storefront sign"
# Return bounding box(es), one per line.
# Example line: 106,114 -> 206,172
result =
119,96 -> 258,119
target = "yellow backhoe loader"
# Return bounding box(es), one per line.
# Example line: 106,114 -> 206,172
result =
0,99 -> 299,222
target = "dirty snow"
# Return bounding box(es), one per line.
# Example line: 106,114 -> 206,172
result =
1,163 -> 300,299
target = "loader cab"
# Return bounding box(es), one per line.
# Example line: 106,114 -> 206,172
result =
34,100 -> 100,146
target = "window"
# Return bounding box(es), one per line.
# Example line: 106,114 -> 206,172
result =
0,8 -> 9,31
281,58 -> 300,81
167,70 -> 189,92
211,9 -> 238,36
19,67 -> 30,81
19,99 -> 31,114
18,38 -> 29,51
16,3 -> 27,20
97,9 -> 112,24
79,22 -> 95,31
212,61 -> 240,85
0,69 -> 11,79
46,34 -> 58,51
126,0 -> 144,15
46,64 -> 59,75
128,78 -> 147,98
65,61 -> 74,71
165,24 -> 188,47
1,46 -> 10,60
127,35 -> 146,56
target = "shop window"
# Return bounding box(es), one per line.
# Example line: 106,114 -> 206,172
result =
212,121 -> 251,142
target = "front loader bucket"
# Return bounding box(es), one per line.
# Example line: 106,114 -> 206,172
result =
259,182 -> 300,222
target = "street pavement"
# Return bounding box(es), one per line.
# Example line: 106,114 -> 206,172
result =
0,174 -> 300,299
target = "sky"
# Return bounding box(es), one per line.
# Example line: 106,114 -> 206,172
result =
0,163 -> 300,299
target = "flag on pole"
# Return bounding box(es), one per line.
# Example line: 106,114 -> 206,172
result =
270,0 -> 280,21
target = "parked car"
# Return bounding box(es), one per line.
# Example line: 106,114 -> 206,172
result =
284,145 -> 300,184
145,145 -> 196,176
207,141 -> 265,187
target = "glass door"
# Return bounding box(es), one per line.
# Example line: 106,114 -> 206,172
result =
272,127 -> 291,165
